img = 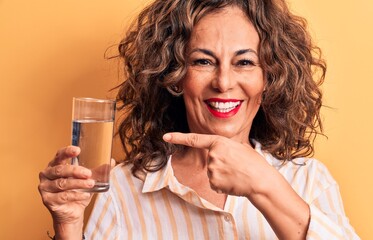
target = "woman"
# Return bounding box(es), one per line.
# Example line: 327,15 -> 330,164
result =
38,0 -> 360,239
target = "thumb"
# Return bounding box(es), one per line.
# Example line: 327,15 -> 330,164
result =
110,158 -> 117,169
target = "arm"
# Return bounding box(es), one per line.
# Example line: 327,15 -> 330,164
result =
163,132 -> 310,239
306,164 -> 360,239
163,133 -> 361,239
246,165 -> 310,239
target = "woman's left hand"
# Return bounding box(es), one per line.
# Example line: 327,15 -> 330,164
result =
163,132 -> 275,198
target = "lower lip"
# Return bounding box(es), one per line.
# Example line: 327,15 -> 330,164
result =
206,103 -> 242,118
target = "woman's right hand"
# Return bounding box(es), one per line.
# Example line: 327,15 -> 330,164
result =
38,146 -> 94,239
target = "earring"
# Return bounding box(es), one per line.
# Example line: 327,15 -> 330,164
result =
167,85 -> 184,96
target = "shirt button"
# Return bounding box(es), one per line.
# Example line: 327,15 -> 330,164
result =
223,214 -> 231,222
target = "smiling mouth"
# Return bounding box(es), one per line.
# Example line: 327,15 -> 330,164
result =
204,99 -> 242,118
207,101 -> 241,112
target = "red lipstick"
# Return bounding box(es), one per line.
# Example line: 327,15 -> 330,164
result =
204,98 -> 242,118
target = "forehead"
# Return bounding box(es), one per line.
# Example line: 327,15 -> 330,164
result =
188,6 -> 260,51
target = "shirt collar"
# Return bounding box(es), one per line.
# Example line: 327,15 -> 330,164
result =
142,156 -> 173,193
142,155 -> 223,211
252,139 -> 307,168
141,141 -> 286,193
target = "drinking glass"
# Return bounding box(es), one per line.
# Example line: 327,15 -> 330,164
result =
71,97 -> 116,192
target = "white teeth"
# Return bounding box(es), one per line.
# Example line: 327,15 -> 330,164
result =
208,101 -> 240,112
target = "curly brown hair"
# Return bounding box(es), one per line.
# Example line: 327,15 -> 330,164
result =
116,0 -> 326,176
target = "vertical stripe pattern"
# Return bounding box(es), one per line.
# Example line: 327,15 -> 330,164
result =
85,142 -> 360,240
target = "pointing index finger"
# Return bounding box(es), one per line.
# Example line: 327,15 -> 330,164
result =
163,132 -> 216,149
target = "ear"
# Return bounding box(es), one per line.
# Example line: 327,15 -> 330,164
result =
167,85 -> 184,96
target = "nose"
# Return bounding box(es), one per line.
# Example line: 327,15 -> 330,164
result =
211,64 -> 236,92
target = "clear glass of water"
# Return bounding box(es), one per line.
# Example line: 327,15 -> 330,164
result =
71,97 -> 116,192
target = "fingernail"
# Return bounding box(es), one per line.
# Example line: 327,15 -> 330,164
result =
70,146 -> 81,155
110,158 -> 116,167
163,133 -> 171,141
70,147 -> 77,154
87,179 -> 95,187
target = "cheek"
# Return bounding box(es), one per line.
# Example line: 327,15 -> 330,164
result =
242,74 -> 265,98
182,77 -> 202,110
182,70 -> 211,95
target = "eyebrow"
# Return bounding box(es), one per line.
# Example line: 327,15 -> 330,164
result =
236,49 -> 258,56
189,48 -> 258,57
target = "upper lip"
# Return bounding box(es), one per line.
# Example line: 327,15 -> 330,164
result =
205,98 -> 241,103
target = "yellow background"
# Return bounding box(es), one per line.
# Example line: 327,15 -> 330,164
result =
0,0 -> 371,239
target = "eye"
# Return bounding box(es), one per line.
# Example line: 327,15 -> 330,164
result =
237,59 -> 256,66
192,59 -> 213,66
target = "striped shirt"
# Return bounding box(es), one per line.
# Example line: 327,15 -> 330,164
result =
85,142 -> 359,239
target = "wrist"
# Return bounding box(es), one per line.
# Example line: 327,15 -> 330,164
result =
247,166 -> 290,201
53,218 -> 84,240
246,170 -> 310,239
244,162 -> 281,199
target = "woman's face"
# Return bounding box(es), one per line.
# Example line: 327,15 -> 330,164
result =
182,6 -> 265,144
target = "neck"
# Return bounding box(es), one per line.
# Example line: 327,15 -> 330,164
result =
172,147 -> 209,169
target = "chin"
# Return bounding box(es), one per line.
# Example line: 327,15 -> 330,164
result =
205,127 -> 247,141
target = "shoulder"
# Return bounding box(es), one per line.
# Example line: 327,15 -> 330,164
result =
109,162 -> 130,183
253,140 -> 338,201
111,162 -> 131,176
109,162 -> 147,195
110,162 -> 145,185
294,158 -> 337,187
282,158 -> 338,202
254,139 -> 335,182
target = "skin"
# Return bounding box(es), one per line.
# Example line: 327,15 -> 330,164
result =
182,7 -> 264,142
38,146 -> 93,240
38,5 -> 310,240
165,6 -> 310,240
